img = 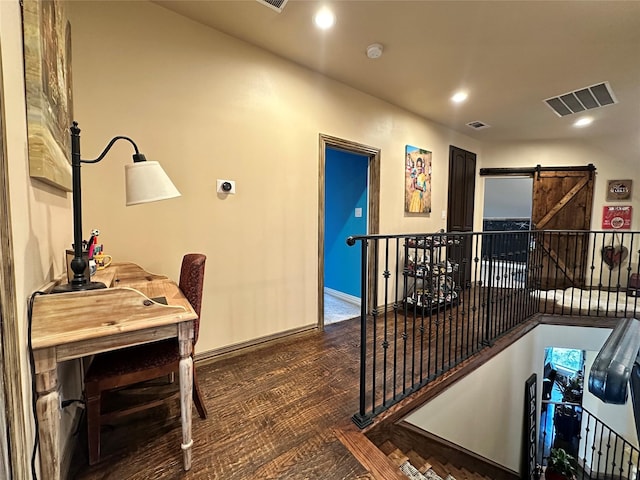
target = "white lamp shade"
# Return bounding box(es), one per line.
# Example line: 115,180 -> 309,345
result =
125,161 -> 181,206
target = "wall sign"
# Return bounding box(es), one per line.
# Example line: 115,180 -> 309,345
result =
606,179 -> 632,201
522,374 -> 537,480
602,205 -> 632,230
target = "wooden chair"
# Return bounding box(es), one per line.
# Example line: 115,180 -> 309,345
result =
84,253 -> 208,465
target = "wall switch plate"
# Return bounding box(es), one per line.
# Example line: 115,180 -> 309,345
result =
355,207 -> 362,218
216,179 -> 236,194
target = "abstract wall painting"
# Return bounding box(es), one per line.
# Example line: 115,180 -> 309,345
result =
23,0 -> 73,191
404,145 -> 432,214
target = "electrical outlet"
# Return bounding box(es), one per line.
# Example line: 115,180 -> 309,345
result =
216,179 -> 236,194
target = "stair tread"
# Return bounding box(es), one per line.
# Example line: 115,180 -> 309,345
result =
378,443 -> 489,480
426,457 -> 448,475
379,440 -> 399,456
387,448 -> 409,467
406,449 -> 431,473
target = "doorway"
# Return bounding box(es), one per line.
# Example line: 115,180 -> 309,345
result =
482,177 -> 533,285
318,134 -> 380,328
539,347 -> 585,463
324,147 -> 367,324
480,165 -> 596,290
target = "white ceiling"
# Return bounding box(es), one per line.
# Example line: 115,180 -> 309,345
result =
155,0 -> 640,158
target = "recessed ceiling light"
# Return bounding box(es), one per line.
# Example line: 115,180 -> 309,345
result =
451,91 -> 468,103
574,117 -> 593,128
314,8 -> 335,30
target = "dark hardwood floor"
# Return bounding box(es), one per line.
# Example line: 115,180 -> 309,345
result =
67,285 -> 603,480
70,317 -> 374,480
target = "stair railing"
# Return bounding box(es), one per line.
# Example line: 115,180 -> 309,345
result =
540,403 -> 639,480
347,229 -> 640,427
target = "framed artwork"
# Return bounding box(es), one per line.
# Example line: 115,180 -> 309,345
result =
405,145 -> 432,213
606,179 -> 632,201
602,205 -> 632,230
23,0 -> 73,191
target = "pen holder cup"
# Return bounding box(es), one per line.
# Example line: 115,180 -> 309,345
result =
65,249 -> 92,283
94,254 -> 112,270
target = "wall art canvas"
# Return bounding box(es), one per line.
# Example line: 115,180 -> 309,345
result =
405,145 -> 432,213
23,0 -> 73,191
606,179 -> 632,201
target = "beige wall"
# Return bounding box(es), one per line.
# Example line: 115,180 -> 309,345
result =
68,0 -> 482,354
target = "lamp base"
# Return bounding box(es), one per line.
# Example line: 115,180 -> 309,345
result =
51,281 -> 108,294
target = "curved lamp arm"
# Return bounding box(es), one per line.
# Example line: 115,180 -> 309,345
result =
80,135 -> 144,164
52,121 -> 180,293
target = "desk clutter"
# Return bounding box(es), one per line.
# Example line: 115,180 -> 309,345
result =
65,228 -> 112,282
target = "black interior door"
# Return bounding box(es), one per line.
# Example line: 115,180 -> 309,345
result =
447,145 -> 476,286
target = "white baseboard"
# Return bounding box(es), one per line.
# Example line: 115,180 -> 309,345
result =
324,287 -> 360,306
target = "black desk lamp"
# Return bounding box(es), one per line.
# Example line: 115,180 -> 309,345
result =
52,121 -> 181,293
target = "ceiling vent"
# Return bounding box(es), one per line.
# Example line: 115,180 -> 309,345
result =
256,0 -> 288,13
467,121 -> 490,130
544,82 -> 617,117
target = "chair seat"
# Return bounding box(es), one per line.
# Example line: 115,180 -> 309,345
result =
86,339 -> 179,382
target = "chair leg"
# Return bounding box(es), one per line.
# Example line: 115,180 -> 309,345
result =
193,372 -> 207,419
86,384 -> 102,465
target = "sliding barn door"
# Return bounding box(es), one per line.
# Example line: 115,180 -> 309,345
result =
531,168 -> 595,289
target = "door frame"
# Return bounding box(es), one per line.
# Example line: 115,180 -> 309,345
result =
318,134 -> 380,329
0,40 -> 24,479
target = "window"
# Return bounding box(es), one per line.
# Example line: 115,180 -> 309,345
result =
548,347 -> 584,374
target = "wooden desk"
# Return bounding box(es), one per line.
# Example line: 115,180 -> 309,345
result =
31,263 -> 197,480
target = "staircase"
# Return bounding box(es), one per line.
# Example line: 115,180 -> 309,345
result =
380,440 -> 494,480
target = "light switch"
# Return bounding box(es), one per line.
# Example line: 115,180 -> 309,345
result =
355,208 -> 362,218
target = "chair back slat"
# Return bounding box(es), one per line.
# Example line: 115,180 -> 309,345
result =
179,253 -> 206,344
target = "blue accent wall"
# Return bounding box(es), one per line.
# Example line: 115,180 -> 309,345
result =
324,148 -> 368,297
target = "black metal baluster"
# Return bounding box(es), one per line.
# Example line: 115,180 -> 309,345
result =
625,234 -> 636,317
411,239 -> 419,388
472,234 -> 481,354
582,411 -> 592,480
596,419 -> 605,479
583,231 -> 596,315
418,240 -> 426,385
381,239 -> 390,407
351,237 -> 371,428
484,233 -> 494,345
371,239 -> 379,415
402,236 -> 410,396
393,238 -> 400,401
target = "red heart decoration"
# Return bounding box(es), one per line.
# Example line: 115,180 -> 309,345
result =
601,245 -> 628,269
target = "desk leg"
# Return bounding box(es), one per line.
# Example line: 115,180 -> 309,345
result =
178,321 -> 194,471
34,348 -> 60,480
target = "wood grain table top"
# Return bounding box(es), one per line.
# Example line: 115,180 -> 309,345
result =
31,262 -> 197,350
